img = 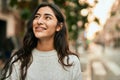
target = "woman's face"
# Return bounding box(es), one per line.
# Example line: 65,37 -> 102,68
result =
33,6 -> 60,40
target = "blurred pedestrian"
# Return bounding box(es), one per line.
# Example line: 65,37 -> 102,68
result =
3,37 -> 15,59
1,2 -> 82,80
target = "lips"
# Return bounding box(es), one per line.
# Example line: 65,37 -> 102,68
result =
35,26 -> 47,32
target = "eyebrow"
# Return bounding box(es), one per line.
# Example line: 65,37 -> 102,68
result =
35,13 -> 54,17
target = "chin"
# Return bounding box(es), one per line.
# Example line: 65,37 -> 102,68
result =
34,34 -> 46,39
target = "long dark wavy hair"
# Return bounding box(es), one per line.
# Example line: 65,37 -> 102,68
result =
1,2 -> 78,80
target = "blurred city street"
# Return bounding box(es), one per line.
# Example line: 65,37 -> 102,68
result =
80,43 -> 120,80
0,0 -> 120,80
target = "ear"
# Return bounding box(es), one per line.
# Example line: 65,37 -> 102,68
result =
56,23 -> 63,31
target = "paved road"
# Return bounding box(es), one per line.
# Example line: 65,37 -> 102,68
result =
80,43 -> 120,80
103,47 -> 120,80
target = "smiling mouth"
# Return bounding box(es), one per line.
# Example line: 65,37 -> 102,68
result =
35,27 -> 47,32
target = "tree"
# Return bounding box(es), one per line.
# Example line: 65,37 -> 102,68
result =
9,0 -> 39,20
54,0 -> 99,52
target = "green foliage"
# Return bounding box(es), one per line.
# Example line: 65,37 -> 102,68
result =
9,0 -> 18,7
54,0 -> 90,40
20,8 -> 31,20
9,0 -> 38,20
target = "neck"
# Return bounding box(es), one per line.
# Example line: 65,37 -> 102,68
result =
36,38 -> 54,51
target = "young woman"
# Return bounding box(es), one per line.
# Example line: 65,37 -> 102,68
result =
1,2 -> 82,80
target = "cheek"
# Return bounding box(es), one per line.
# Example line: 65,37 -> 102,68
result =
48,24 -> 57,32
48,21 -> 57,28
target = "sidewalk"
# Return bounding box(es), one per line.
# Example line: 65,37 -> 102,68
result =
80,43 -> 120,80
103,47 -> 120,80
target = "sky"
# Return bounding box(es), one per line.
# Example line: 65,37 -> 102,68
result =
86,0 -> 116,40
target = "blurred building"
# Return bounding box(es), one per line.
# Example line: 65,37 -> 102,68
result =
0,0 -> 23,59
104,0 -> 120,47
94,0 -> 120,48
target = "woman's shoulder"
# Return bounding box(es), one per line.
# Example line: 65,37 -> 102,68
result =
68,55 -> 80,63
64,54 -> 80,65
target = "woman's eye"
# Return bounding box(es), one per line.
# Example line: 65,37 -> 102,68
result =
45,16 -> 51,20
34,15 -> 40,19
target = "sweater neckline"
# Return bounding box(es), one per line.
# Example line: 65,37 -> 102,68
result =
32,48 -> 57,57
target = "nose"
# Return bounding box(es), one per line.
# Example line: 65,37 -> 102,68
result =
37,17 -> 44,25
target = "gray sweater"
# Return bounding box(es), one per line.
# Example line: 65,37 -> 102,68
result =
6,49 -> 82,80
